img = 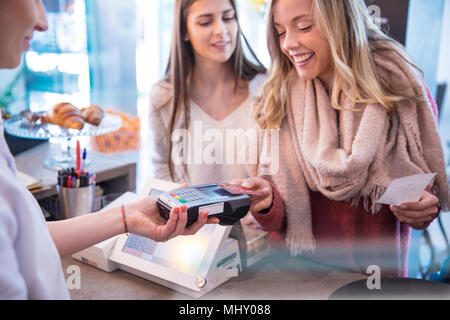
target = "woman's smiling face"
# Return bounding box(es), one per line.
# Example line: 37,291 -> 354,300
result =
273,0 -> 333,85
185,0 -> 239,65
0,0 -> 48,69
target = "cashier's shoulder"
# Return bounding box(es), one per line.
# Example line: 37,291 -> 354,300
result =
150,79 -> 173,113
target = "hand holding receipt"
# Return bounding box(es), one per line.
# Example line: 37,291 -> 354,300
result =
376,173 -> 441,230
375,173 -> 437,206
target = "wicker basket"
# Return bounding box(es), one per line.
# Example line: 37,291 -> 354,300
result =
92,110 -> 140,154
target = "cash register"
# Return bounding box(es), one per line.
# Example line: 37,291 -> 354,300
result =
72,178 -> 245,298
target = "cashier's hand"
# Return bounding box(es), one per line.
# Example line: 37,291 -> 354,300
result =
125,196 -> 215,242
230,177 -> 273,212
390,191 -> 440,230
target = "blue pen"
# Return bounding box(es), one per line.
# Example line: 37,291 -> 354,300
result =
81,148 -> 87,173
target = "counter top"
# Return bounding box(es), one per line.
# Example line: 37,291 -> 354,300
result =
61,250 -> 367,300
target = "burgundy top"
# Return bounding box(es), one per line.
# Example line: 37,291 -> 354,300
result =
252,184 -> 412,277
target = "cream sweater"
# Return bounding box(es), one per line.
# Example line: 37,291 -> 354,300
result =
149,73 -> 267,184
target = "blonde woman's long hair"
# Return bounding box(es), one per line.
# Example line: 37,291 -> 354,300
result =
255,0 -> 423,129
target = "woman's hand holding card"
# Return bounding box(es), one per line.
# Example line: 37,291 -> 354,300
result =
228,178 -> 273,212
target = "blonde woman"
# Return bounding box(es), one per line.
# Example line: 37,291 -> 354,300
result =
234,0 -> 449,276
150,0 -> 267,185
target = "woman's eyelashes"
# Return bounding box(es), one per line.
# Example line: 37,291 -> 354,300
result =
299,25 -> 312,32
198,14 -> 235,26
223,13 -> 236,21
277,30 -> 286,38
198,20 -> 212,26
276,25 -> 313,37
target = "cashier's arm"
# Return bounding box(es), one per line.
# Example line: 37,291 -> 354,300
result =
47,196 -> 216,257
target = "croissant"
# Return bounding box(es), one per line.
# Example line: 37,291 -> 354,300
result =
81,104 -> 104,126
50,102 -> 85,130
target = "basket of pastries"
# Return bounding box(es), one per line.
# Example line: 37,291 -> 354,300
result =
91,110 -> 140,153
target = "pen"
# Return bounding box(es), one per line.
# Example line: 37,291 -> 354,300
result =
76,140 -> 81,177
67,138 -> 71,157
81,148 -> 86,173
88,173 -> 96,186
80,174 -> 87,187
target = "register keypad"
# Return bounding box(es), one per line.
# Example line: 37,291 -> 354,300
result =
171,189 -> 203,203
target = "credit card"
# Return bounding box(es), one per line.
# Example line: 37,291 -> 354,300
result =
216,183 -> 266,196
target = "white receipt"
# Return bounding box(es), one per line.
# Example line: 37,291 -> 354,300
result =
375,173 -> 437,206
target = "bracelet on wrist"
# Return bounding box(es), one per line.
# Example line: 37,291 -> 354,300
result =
121,204 -> 129,235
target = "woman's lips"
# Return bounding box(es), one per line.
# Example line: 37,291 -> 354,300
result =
293,52 -> 315,67
211,41 -> 231,50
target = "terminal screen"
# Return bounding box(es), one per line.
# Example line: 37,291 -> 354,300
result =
122,225 -> 216,276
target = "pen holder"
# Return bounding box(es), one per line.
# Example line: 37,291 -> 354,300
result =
57,183 -> 96,219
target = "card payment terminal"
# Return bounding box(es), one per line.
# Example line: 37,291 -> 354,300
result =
157,183 -> 251,227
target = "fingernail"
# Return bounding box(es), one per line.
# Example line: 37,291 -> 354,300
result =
181,205 -> 187,213
174,207 -> 179,214
242,182 -> 250,188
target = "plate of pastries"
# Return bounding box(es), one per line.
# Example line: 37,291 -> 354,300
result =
20,102 -> 105,130
5,103 -> 122,139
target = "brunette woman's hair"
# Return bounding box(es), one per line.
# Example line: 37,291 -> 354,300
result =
160,0 -> 266,181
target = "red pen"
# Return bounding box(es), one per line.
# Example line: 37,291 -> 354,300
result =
76,140 -> 81,177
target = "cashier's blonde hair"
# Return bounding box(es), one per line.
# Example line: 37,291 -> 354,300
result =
254,0 -> 423,129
